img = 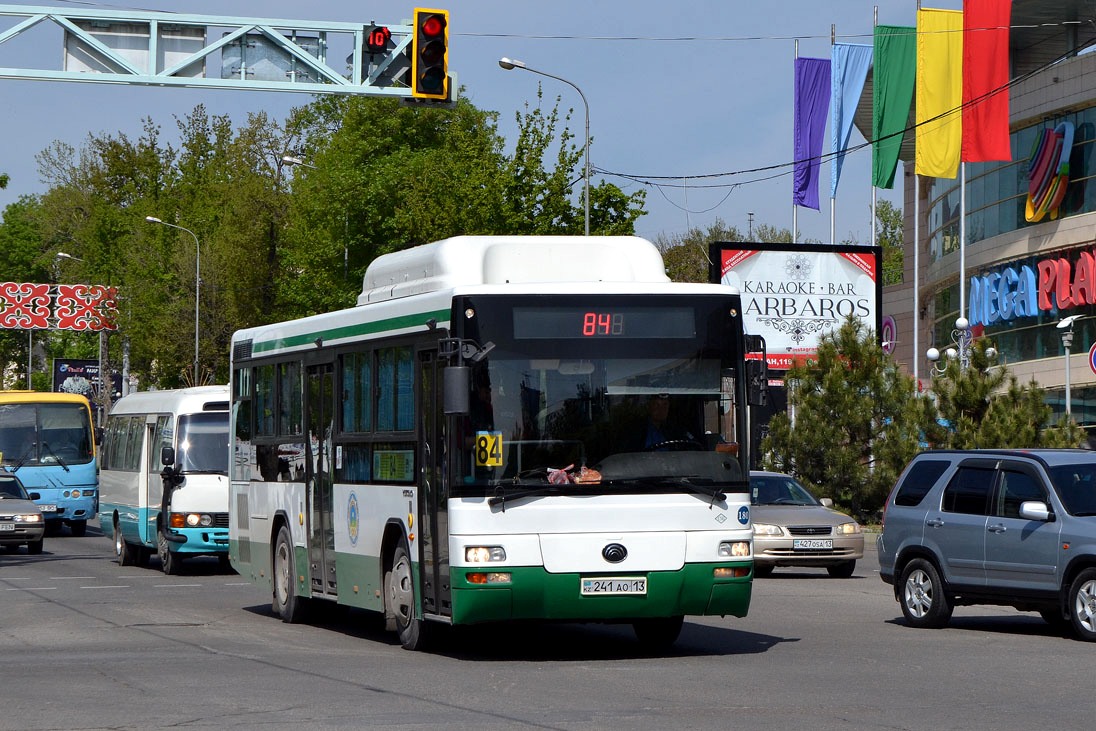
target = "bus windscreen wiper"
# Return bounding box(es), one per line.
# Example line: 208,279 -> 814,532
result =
41,442 -> 69,471
487,483 -> 562,509
600,476 -> 727,503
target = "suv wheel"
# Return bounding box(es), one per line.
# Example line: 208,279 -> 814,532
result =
899,558 -> 953,629
1068,568 -> 1096,642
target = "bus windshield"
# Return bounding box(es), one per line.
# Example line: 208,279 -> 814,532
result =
177,412 -> 229,474
0,402 -> 95,468
452,294 -> 747,495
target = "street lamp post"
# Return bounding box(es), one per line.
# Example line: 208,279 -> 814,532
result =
926,316 -> 997,376
145,216 -> 201,385
498,57 -> 590,236
1058,314 -> 1084,417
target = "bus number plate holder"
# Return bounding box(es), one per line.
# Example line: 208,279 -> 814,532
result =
581,577 -> 647,595
39,504 -> 57,513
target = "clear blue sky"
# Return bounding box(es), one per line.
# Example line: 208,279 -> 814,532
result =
0,1 -> 956,245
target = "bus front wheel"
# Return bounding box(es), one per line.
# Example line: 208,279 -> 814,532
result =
158,530 -> 182,575
273,525 -> 307,623
385,544 -> 429,651
115,520 -> 138,567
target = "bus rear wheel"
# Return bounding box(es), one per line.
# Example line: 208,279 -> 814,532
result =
385,544 -> 429,650
273,525 -> 307,623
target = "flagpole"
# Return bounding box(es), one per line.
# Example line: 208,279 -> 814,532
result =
913,174 -> 920,388
870,6 -> 878,249
793,38 -> 799,243
960,161 -> 966,328
830,24 -> 836,244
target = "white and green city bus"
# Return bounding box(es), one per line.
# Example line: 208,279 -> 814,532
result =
228,235 -> 764,650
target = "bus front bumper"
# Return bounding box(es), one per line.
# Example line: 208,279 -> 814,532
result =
450,562 -> 752,625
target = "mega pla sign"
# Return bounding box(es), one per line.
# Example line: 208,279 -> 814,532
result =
969,248 -> 1096,327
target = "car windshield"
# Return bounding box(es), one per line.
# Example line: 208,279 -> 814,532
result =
1048,464 -> 1096,516
0,477 -> 28,499
751,474 -> 821,506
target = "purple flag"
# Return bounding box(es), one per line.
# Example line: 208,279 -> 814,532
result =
793,56 -> 831,210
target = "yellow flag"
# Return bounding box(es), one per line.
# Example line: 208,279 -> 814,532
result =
915,8 -> 963,178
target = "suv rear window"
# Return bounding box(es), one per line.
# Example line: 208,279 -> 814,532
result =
942,465 -> 994,515
894,459 -> 951,506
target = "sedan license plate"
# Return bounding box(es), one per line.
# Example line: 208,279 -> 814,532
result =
0,523 -> 14,532
581,577 -> 647,596
793,538 -> 833,550
39,504 -> 57,513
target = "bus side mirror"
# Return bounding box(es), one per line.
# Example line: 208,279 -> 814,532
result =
746,359 -> 768,407
161,446 -> 176,467
444,366 -> 471,415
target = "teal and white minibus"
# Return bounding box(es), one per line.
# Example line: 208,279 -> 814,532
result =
98,386 -> 230,574
229,236 -> 763,650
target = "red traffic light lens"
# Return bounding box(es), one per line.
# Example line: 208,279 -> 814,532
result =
421,14 -> 444,38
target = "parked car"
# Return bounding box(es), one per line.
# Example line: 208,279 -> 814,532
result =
878,449 -> 1096,641
750,471 -> 864,578
0,472 -> 45,554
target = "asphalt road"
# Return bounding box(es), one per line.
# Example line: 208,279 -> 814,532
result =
1,527 -> 1091,731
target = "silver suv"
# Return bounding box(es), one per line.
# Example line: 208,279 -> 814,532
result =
877,449 -> 1096,641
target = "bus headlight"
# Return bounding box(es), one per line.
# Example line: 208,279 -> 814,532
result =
718,540 -> 751,557
465,546 -> 506,563
184,513 -> 214,527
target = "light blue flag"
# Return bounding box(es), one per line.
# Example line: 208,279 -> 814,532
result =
830,43 -> 873,198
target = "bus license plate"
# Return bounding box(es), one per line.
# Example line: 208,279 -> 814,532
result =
581,577 -> 647,596
793,539 -> 832,550
0,523 -> 14,532
39,504 -> 57,513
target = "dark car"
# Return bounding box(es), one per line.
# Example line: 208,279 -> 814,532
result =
750,471 -> 864,578
0,473 -> 45,554
878,449 -> 1096,641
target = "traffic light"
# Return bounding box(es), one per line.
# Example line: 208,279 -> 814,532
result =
412,8 -> 449,99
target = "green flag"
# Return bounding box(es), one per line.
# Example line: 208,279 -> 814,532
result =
872,25 -> 916,189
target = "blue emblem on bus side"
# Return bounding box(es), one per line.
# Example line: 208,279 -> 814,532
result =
737,505 -> 750,525
348,492 -> 359,546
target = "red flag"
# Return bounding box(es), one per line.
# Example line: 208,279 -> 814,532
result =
962,0 -> 1011,162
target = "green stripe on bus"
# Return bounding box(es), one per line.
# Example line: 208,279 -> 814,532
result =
251,309 -> 452,354
449,562 -> 753,625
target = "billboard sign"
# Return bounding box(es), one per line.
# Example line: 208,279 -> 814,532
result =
709,242 -> 883,371
52,359 -> 122,402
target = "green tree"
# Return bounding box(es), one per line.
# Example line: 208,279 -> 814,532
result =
875,199 -> 903,285
761,316 -> 938,518
926,339 -> 1085,449
653,219 -> 794,283
279,91 -> 646,317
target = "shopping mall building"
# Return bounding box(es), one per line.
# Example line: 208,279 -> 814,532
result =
882,0 -> 1096,438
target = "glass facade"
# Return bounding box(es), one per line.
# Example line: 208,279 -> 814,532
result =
926,108 -> 1096,262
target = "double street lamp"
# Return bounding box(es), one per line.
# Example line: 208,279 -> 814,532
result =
498,57 -> 590,236
926,316 -> 997,376
145,216 -> 201,385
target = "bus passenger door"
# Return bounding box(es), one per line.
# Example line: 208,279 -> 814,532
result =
139,415 -> 169,546
419,351 -> 451,617
306,364 -> 337,596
